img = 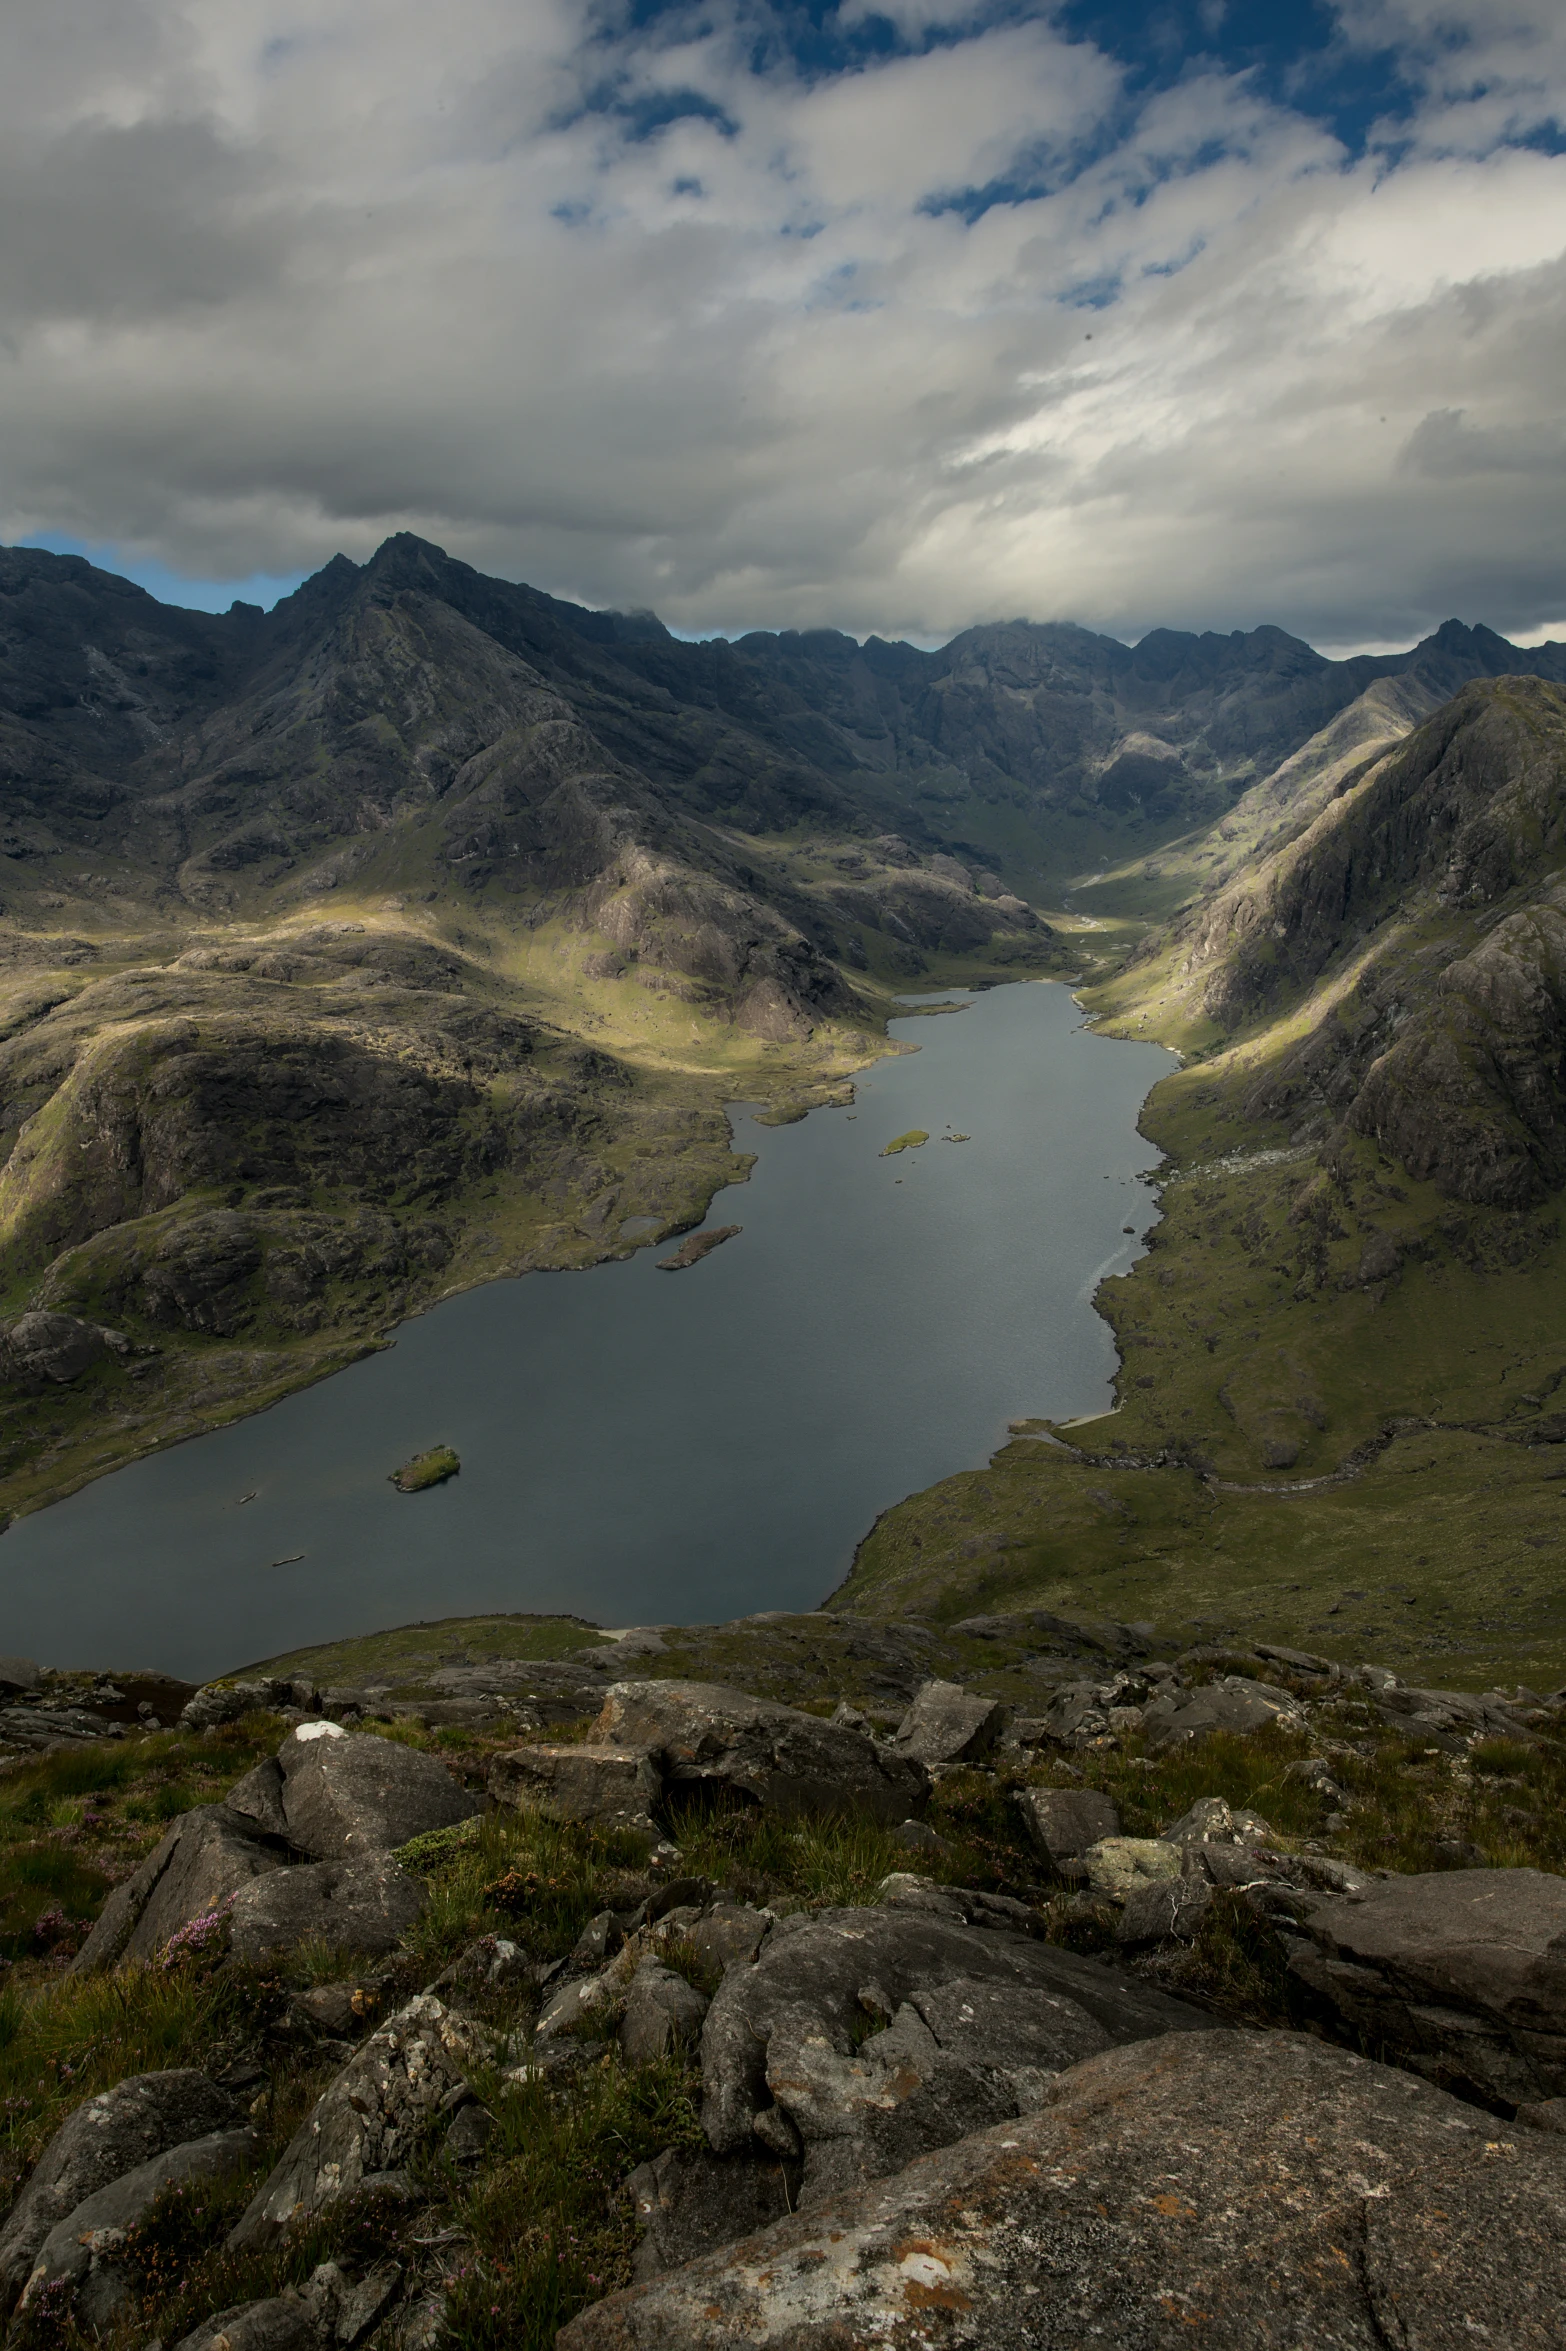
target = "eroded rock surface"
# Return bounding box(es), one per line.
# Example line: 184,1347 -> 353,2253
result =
560,2029 -> 1566,2349
1292,1866 -> 1566,2109
20,2124 -> 258,2325
889,1682 -> 1005,1767
594,1680 -> 928,1822
700,1903 -> 1209,2200
0,2068 -> 237,2299
489,1742 -> 662,1834
277,1724 -> 483,1858
627,2147 -> 798,2281
228,1996 -> 483,2249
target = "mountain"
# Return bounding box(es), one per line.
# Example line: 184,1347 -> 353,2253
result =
8,535 -> 1565,917
1,528 -> 1564,1532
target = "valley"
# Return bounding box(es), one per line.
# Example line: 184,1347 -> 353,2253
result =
3,536 -> 1566,1692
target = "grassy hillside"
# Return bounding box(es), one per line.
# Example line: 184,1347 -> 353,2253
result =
834,681 -> 1566,1688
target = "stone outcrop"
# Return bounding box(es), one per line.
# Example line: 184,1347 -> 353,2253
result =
889,1681 -> 1005,1768
0,1309 -> 125,1388
226,1855 -> 426,1962
71,1724 -> 473,1971
1013,1784 -> 1119,1862
18,2125 -> 258,2327
1141,1673 -> 1308,1747
559,2028 -> 1566,2349
593,1681 -> 929,1822
0,2068 -> 238,2301
275,1723 -> 483,1857
1291,1866 -> 1566,2111
489,1742 -> 662,1835
228,1996 -> 483,2249
69,1805 -> 284,1974
699,1902 -> 1210,2201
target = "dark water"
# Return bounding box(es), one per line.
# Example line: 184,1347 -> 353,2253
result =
0,983 -> 1172,1676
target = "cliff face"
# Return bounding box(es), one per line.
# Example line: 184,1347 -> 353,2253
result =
1139,679 -> 1566,1205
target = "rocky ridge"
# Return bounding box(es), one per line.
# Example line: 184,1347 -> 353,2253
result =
1,1603 -> 1564,2343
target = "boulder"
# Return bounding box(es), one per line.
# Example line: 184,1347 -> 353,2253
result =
1291,1866 -> 1566,2110
627,2147 -> 798,2281
227,1856 -> 425,1961
1,1310 -> 114,1386
172,2298 -> 320,2351
180,1679 -> 300,1732
1080,1836 -> 1182,1902
1014,1785 -> 1119,1863
228,1995 -> 484,2249
291,2258 -> 405,2344
699,1905 -> 1210,2203
70,1805 -> 286,1974
1160,1795 -> 1273,1845
593,1681 -> 928,1823
489,1743 -> 662,1835
619,1960 -> 710,2063
889,1683 -> 1004,1768
18,2125 -> 258,2325
278,1726 -> 483,1859
1115,1876 -> 1215,1947
0,1656 -> 40,1695
537,1975 -> 613,2039
222,1756 -> 291,1839
682,1903 -> 771,1976
1255,1642 -> 1337,1676
891,1819 -> 950,1859
556,2030 -> 1566,2350
1377,1683 -> 1535,1741
445,2102 -> 494,2163
1142,1674 -> 1308,1748
0,2068 -> 237,2298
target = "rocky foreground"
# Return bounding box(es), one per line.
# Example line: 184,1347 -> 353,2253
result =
0,1612 -> 1563,2344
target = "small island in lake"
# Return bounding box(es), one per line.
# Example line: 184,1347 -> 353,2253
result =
390,1444 -> 461,1492
881,1129 -> 929,1156
657,1224 -> 741,1271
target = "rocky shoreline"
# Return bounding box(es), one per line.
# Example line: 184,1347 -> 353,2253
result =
0,1609 -> 1561,2342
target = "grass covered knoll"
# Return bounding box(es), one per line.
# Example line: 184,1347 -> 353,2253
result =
2,1654 -> 1564,2346
390,1444 -> 461,1493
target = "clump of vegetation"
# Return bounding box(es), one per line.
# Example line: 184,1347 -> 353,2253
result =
880,1129 -> 929,1155
390,1444 -> 461,1492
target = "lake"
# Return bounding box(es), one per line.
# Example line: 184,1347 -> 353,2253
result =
0,981 -> 1172,1676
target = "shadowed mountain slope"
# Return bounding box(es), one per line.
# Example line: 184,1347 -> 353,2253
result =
1,532 -> 1564,1538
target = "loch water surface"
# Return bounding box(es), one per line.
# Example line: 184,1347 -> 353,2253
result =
0,983 -> 1172,1676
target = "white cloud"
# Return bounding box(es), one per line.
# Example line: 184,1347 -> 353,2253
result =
1,0 -> 1564,645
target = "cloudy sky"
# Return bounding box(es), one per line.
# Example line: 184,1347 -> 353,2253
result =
4,0 -> 1565,648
